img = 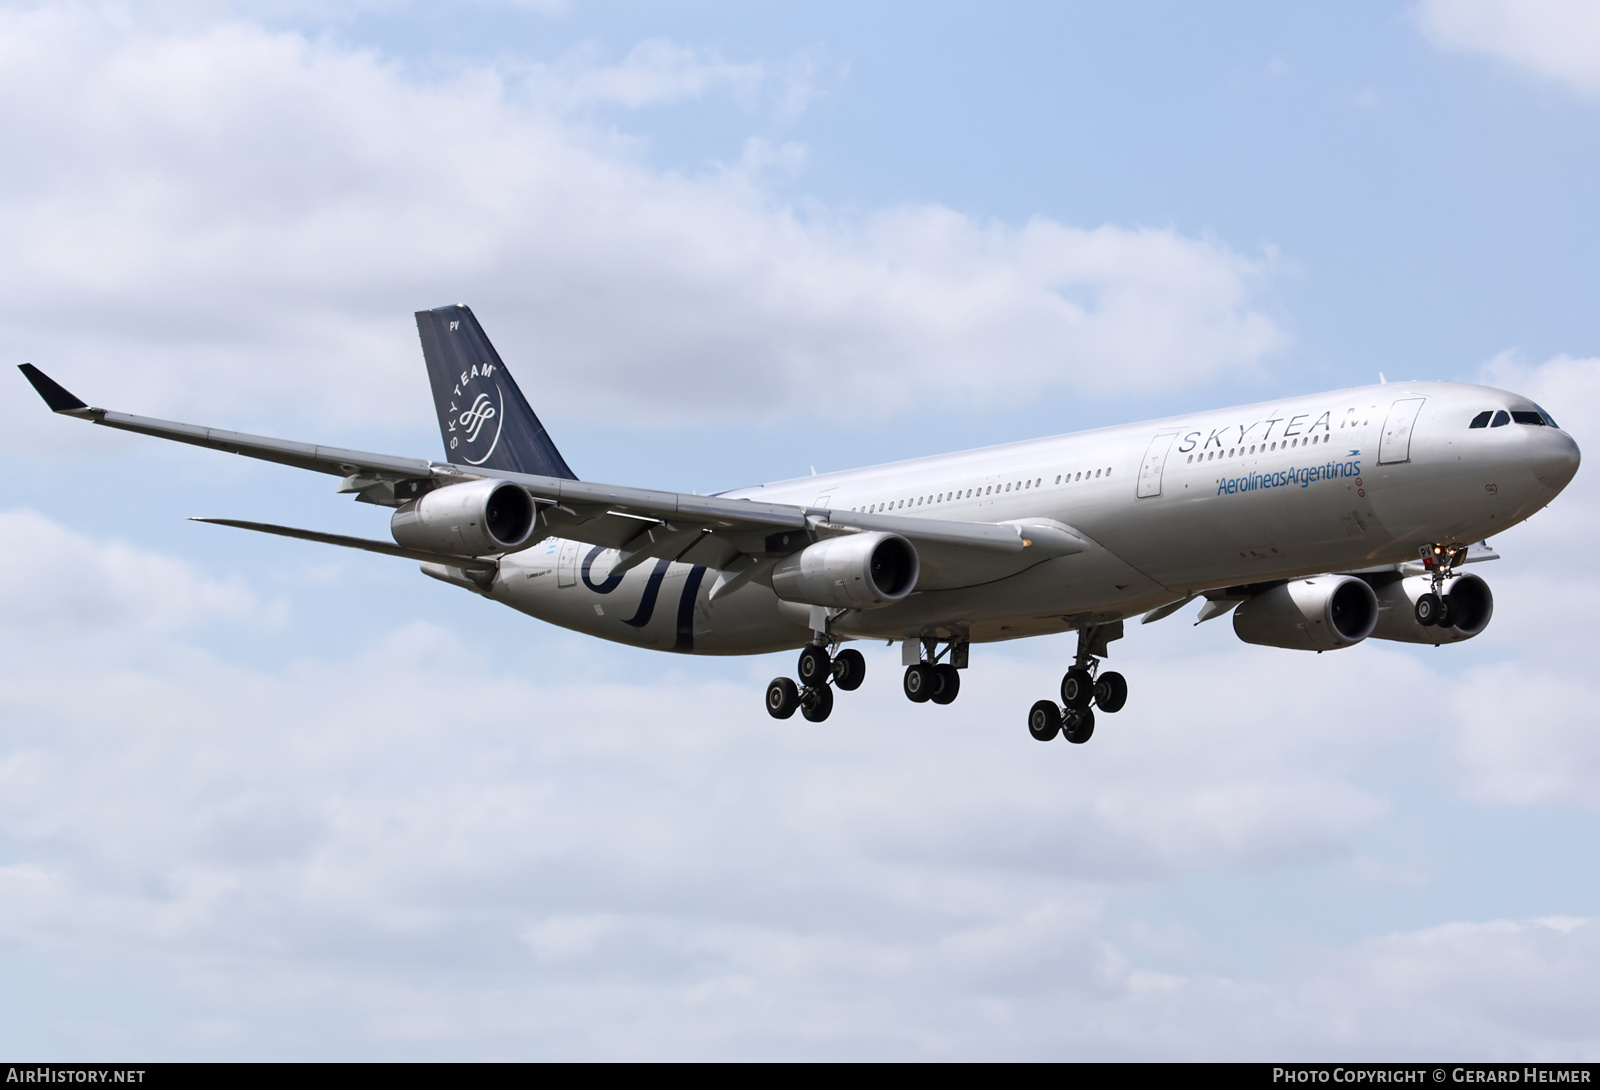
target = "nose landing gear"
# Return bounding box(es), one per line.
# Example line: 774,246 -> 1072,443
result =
1027,621 -> 1127,744
1415,542 -> 1469,628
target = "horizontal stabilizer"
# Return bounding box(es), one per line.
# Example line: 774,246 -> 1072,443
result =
18,364 -> 89,413
190,518 -> 496,572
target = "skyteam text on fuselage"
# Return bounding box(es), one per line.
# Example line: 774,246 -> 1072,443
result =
19,305 -> 1581,744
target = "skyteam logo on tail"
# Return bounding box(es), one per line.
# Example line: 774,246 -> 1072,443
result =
445,362 -> 505,466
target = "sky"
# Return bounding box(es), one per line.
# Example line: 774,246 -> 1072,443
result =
1,0 -> 1598,1060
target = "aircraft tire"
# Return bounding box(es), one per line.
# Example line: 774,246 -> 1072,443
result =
1028,700 -> 1061,742
1094,671 -> 1128,714
801,683 -> 834,723
832,648 -> 866,691
1064,706 -> 1096,744
797,645 -> 832,687
1415,593 -> 1443,627
765,677 -> 800,719
931,664 -> 960,705
1060,667 -> 1094,709
903,664 -> 934,703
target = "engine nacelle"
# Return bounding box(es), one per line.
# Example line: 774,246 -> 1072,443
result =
1369,572 -> 1493,645
770,532 -> 919,609
390,479 -> 536,556
1233,575 -> 1378,652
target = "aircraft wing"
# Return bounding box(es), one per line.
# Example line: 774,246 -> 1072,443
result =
19,364 -> 436,481
20,365 -> 1068,588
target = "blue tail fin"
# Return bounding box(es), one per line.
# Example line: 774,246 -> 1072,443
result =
415,304 -> 577,480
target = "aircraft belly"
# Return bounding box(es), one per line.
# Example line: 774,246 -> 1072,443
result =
833,547 -> 1167,642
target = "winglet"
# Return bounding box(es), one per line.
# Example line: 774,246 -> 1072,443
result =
18,364 -> 91,414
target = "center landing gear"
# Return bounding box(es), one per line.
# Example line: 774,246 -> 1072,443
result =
1415,541 -> 1469,628
1026,622 -> 1128,744
902,636 -> 965,706
764,621 -> 867,723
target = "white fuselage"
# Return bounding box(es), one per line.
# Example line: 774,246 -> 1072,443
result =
478,382 -> 1579,655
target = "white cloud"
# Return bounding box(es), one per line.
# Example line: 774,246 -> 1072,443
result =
1416,0 -> 1600,98
0,509 -> 268,638
3,489 -> 1600,1055
523,38 -> 823,118
0,5 -> 1284,445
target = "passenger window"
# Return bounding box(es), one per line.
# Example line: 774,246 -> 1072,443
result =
1511,411 -> 1545,426
1491,411 -> 1510,427
1095,469 -> 1101,478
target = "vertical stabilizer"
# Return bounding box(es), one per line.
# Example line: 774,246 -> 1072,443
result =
415,305 -> 577,480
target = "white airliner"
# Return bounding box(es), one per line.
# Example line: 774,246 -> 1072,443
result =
20,305 -> 1581,743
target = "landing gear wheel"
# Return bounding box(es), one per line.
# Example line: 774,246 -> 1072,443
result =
1064,706 -> 1096,744
1028,700 -> 1061,742
1435,595 -> 1454,628
1415,592 -> 1443,627
1093,671 -> 1128,714
797,645 -> 832,687
765,677 -> 800,719
832,648 -> 866,691
931,664 -> 961,705
800,683 -> 834,723
1060,667 -> 1094,709
903,663 -> 934,703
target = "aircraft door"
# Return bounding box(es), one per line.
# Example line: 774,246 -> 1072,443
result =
1379,398 -> 1426,464
1136,431 -> 1179,498
556,540 -> 579,587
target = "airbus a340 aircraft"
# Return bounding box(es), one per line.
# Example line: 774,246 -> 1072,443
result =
20,305 -> 1581,743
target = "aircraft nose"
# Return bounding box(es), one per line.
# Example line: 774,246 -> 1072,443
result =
1534,429 -> 1581,491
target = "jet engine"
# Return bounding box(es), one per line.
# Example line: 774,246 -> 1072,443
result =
771,532 -> 919,609
390,479 -> 537,556
1369,572 -> 1493,645
1233,575 -> 1379,652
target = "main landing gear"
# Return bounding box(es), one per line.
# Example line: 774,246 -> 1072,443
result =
764,638 -> 866,723
902,636 -> 966,707
1414,542 -> 1469,628
1026,623 -> 1128,744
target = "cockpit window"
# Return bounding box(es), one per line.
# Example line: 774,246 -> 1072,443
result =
1535,405 -> 1560,429
1511,411 -> 1546,426
1491,410 -> 1510,427
1469,411 -> 1493,429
